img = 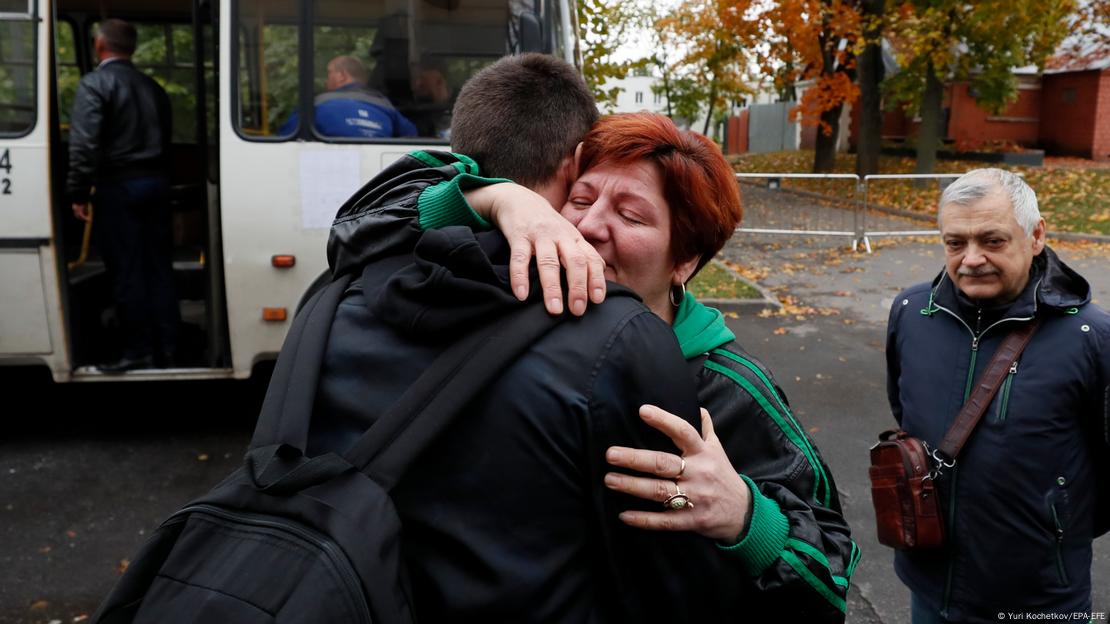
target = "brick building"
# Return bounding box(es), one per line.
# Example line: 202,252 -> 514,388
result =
846,41 -> 1110,160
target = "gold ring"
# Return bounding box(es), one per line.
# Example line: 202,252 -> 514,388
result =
676,457 -> 686,479
662,482 -> 694,510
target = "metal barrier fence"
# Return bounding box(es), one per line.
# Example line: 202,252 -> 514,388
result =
734,171 -> 1000,253
858,173 -> 956,253
733,173 -> 862,246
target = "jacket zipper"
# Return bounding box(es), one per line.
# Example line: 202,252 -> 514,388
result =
930,302 -> 1035,617
928,280 -> 1039,616
995,361 -> 1017,423
1050,502 -> 1069,585
168,504 -> 373,623
942,340 -> 975,618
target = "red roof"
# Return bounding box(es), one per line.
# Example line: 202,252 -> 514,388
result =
1046,30 -> 1110,73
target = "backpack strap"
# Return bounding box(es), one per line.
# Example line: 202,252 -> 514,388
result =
250,273 -> 353,450
344,300 -> 567,491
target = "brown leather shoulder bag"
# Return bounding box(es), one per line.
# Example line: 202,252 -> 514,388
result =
870,319 -> 1040,550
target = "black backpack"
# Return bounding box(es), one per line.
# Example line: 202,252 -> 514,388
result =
91,272 -> 564,623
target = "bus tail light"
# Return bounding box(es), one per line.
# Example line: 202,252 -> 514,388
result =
262,307 -> 287,322
271,255 -> 296,268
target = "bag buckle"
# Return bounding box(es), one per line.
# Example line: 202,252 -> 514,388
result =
924,442 -> 956,479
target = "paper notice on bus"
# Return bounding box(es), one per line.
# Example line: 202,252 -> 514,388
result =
299,150 -> 362,229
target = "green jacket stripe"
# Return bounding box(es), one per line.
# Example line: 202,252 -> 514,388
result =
705,356 -> 829,505
781,550 -> 847,613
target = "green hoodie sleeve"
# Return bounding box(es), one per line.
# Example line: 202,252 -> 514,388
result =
417,172 -> 511,231
717,474 -> 792,574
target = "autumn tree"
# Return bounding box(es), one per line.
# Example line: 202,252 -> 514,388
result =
656,0 -> 759,137
762,0 -> 862,172
885,0 -> 1074,174
577,0 -> 643,111
1056,0 -> 1110,65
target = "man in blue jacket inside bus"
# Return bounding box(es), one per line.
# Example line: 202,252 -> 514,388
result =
280,55 -> 417,139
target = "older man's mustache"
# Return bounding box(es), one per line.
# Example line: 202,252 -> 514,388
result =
958,266 -> 998,277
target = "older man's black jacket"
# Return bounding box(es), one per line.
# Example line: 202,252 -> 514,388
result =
309,217 -> 749,620
66,59 -> 171,203
887,248 -> 1110,623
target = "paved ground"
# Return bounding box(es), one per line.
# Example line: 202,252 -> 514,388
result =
1,185 -> 1107,623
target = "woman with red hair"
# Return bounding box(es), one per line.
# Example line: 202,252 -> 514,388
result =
458,113 -> 858,619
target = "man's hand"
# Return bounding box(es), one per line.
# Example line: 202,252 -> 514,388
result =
72,202 -> 91,222
464,184 -> 606,316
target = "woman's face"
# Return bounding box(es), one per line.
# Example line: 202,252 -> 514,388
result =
560,159 -> 698,323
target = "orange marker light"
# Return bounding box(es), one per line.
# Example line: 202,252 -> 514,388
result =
271,255 -> 296,268
262,307 -> 288,322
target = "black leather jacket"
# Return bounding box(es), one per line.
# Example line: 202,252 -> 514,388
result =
66,59 -> 171,202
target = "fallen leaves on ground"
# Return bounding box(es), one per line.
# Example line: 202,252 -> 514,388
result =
735,150 -> 1110,235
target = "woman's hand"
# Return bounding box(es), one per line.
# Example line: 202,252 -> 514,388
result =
463,183 -> 606,317
604,405 -> 752,544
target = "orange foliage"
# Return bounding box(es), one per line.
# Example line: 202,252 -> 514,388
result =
762,0 -> 863,133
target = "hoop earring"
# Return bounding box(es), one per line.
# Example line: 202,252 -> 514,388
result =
670,282 -> 686,307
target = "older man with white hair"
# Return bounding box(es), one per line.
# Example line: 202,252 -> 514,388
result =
885,168 -> 1110,623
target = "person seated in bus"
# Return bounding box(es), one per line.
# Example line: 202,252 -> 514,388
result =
278,55 -> 417,139
67,18 -> 179,373
408,56 -> 452,139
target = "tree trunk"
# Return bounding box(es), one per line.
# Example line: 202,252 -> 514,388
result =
656,59 -> 674,118
702,74 -> 718,136
663,75 -> 673,118
813,103 -> 842,172
914,63 -> 943,177
855,0 -> 885,178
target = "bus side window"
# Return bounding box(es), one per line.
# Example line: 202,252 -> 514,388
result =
235,0 -> 299,139
0,14 -> 36,137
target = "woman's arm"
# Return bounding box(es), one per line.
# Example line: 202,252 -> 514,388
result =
328,150 -> 603,316
463,184 -> 605,315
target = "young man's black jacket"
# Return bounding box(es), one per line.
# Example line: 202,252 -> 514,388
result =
887,248 -> 1110,622
311,161 -> 752,620
67,59 -> 171,202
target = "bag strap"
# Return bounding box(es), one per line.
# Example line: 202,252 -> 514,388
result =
251,259 -> 579,491
935,318 -> 1041,466
250,273 -> 354,450
343,300 -> 567,491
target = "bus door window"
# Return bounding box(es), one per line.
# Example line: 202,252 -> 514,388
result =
54,18 -> 79,140
0,5 -> 35,138
87,20 -> 202,146
235,0 -> 299,139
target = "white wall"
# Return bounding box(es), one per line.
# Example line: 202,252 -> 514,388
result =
600,75 -> 670,114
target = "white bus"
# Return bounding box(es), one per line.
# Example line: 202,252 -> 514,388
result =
0,0 -> 578,382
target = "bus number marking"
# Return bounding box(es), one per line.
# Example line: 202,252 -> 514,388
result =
1,149 -> 10,195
